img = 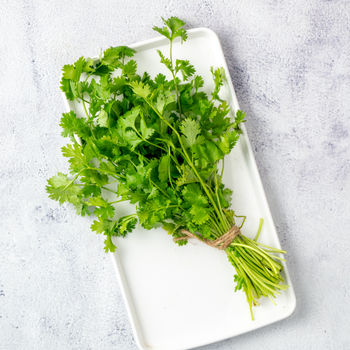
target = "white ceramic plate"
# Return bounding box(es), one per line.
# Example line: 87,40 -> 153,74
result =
65,28 -> 296,350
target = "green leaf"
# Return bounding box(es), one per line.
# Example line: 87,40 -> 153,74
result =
180,118 -> 201,147
162,222 -> 177,235
91,218 -> 105,234
82,184 -> 101,197
158,154 -> 170,182
62,57 -> 85,81
176,164 -> 198,186
102,46 -> 135,67
218,130 -> 240,154
233,109 -> 246,129
175,59 -> 195,80
87,196 -> 108,207
192,141 -> 224,167
182,184 -> 210,225
97,110 -> 108,127
46,172 -> 81,205
130,81 -> 151,99
123,60 -> 137,76
60,111 -> 91,139
156,89 -> 176,113
190,203 -> 211,225
163,16 -> 185,33
119,107 -> 140,130
116,216 -> 137,237
152,26 -> 171,40
95,205 -> 115,220
211,67 -> 226,101
157,50 -> 172,71
62,64 -> 75,80
193,75 -> 204,91
140,117 -> 155,140
104,234 -> 116,252
61,143 -> 87,173
154,17 -> 188,42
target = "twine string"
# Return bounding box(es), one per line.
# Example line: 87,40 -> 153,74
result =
173,225 -> 241,250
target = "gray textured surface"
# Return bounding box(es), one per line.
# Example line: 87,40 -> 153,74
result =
1,0 -> 349,349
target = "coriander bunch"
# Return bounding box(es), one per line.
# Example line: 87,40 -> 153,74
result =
47,17 -> 287,318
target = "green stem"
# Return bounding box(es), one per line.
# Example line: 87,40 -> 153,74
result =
254,218 -> 264,241
169,40 -> 182,115
102,186 -> 119,195
109,199 -> 127,204
146,205 -> 180,213
230,242 -> 279,275
133,127 -> 167,152
214,171 -> 230,231
87,167 -> 123,181
62,169 -> 85,190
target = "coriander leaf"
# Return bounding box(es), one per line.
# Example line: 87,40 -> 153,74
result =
190,203 -> 211,225
182,184 -> 210,225
180,118 -> 200,147
61,143 -> 88,173
97,110 -> 108,127
94,205 -> 115,220
60,79 -> 75,100
218,130 -> 240,154
154,73 -> 167,85
82,184 -> 101,197
118,107 -> 140,130
130,81 -> 151,99
60,111 -> 91,139
62,64 -> 75,80
158,154 -> 170,182
193,75 -> 204,91
140,117 -> 155,140
102,46 -> 135,67
163,16 -> 185,33
123,60 -> 137,77
233,109 -> 246,129
176,164 -> 198,186
117,216 -> 138,237
104,235 -> 116,253
62,57 -> 84,81
46,172 -> 81,205
91,218 -> 105,234
219,186 -> 232,208
87,196 -> 108,207
159,16 -> 188,42
157,50 -> 172,71
162,222 -> 177,235
152,26 -> 171,40
175,59 -> 195,81
192,141 -> 224,168
211,67 -> 226,101
155,89 -> 175,113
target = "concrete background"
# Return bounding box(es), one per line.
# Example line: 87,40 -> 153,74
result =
1,0 -> 349,349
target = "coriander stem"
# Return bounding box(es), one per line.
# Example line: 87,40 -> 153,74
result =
62,170 -> 85,191
230,243 -> 278,274
169,40 -> 182,115
109,199 -> 126,204
102,186 -> 119,195
254,218 -> 264,241
219,158 -> 225,182
87,166 -> 123,180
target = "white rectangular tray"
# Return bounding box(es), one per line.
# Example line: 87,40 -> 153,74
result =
66,28 -> 296,350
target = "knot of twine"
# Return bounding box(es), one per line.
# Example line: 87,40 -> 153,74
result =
173,225 -> 241,250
